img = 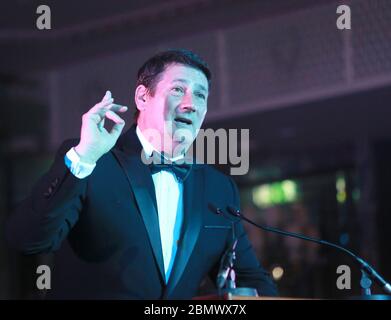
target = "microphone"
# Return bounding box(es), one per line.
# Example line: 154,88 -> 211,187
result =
208,203 -> 224,216
226,206 -> 391,296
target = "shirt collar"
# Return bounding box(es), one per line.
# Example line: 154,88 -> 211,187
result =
136,126 -> 184,161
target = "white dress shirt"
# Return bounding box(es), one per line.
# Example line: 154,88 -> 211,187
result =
64,126 -> 184,283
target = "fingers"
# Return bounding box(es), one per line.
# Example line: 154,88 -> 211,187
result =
83,92 -> 128,127
94,104 -> 127,123
110,122 -> 125,137
105,110 -> 125,125
104,103 -> 128,113
89,90 -> 114,113
97,117 -> 105,131
105,110 -> 126,137
89,98 -> 114,114
102,90 -> 112,102
89,100 -> 127,117
83,104 -> 127,123
82,112 -> 102,124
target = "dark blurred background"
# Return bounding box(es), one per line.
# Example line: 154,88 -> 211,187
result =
1,0 -> 391,299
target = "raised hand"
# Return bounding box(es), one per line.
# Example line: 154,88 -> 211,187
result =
74,91 -> 128,164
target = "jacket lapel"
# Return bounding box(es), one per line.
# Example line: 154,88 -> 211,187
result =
163,165 -> 204,298
112,127 -> 165,283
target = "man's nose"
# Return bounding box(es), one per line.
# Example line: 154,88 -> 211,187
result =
181,104 -> 196,113
181,94 -> 196,112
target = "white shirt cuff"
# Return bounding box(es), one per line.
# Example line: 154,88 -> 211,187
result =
64,147 -> 96,179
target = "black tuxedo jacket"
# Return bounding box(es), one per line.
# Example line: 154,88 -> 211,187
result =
5,127 -> 277,299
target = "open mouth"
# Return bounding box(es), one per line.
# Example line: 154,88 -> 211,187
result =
174,117 -> 193,125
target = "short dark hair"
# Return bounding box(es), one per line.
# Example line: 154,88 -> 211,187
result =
134,49 -> 212,122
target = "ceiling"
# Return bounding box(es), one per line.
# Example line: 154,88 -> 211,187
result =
0,0 -> 335,73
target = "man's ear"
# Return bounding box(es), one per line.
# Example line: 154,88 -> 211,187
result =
134,85 -> 148,111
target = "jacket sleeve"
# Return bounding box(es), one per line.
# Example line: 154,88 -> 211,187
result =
4,139 -> 88,255
227,177 -> 279,297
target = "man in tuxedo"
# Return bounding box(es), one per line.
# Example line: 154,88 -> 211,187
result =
5,49 -> 277,299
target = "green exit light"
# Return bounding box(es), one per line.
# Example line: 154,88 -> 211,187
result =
252,180 -> 298,208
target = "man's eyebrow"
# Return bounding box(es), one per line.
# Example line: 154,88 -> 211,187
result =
172,78 -> 208,92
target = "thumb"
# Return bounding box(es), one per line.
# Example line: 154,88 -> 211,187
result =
109,121 -> 125,138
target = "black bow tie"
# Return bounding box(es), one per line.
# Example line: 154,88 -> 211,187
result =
148,152 -> 192,182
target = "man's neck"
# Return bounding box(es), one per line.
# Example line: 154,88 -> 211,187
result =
136,125 -> 185,160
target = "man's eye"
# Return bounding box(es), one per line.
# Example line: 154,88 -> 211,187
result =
172,87 -> 184,94
195,92 -> 206,100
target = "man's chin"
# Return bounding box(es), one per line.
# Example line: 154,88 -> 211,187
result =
173,126 -> 195,140
176,137 -> 199,156
172,131 -> 195,153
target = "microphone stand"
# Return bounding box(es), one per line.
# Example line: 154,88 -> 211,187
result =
225,206 -> 391,297
213,210 -> 259,298
216,238 -> 238,293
